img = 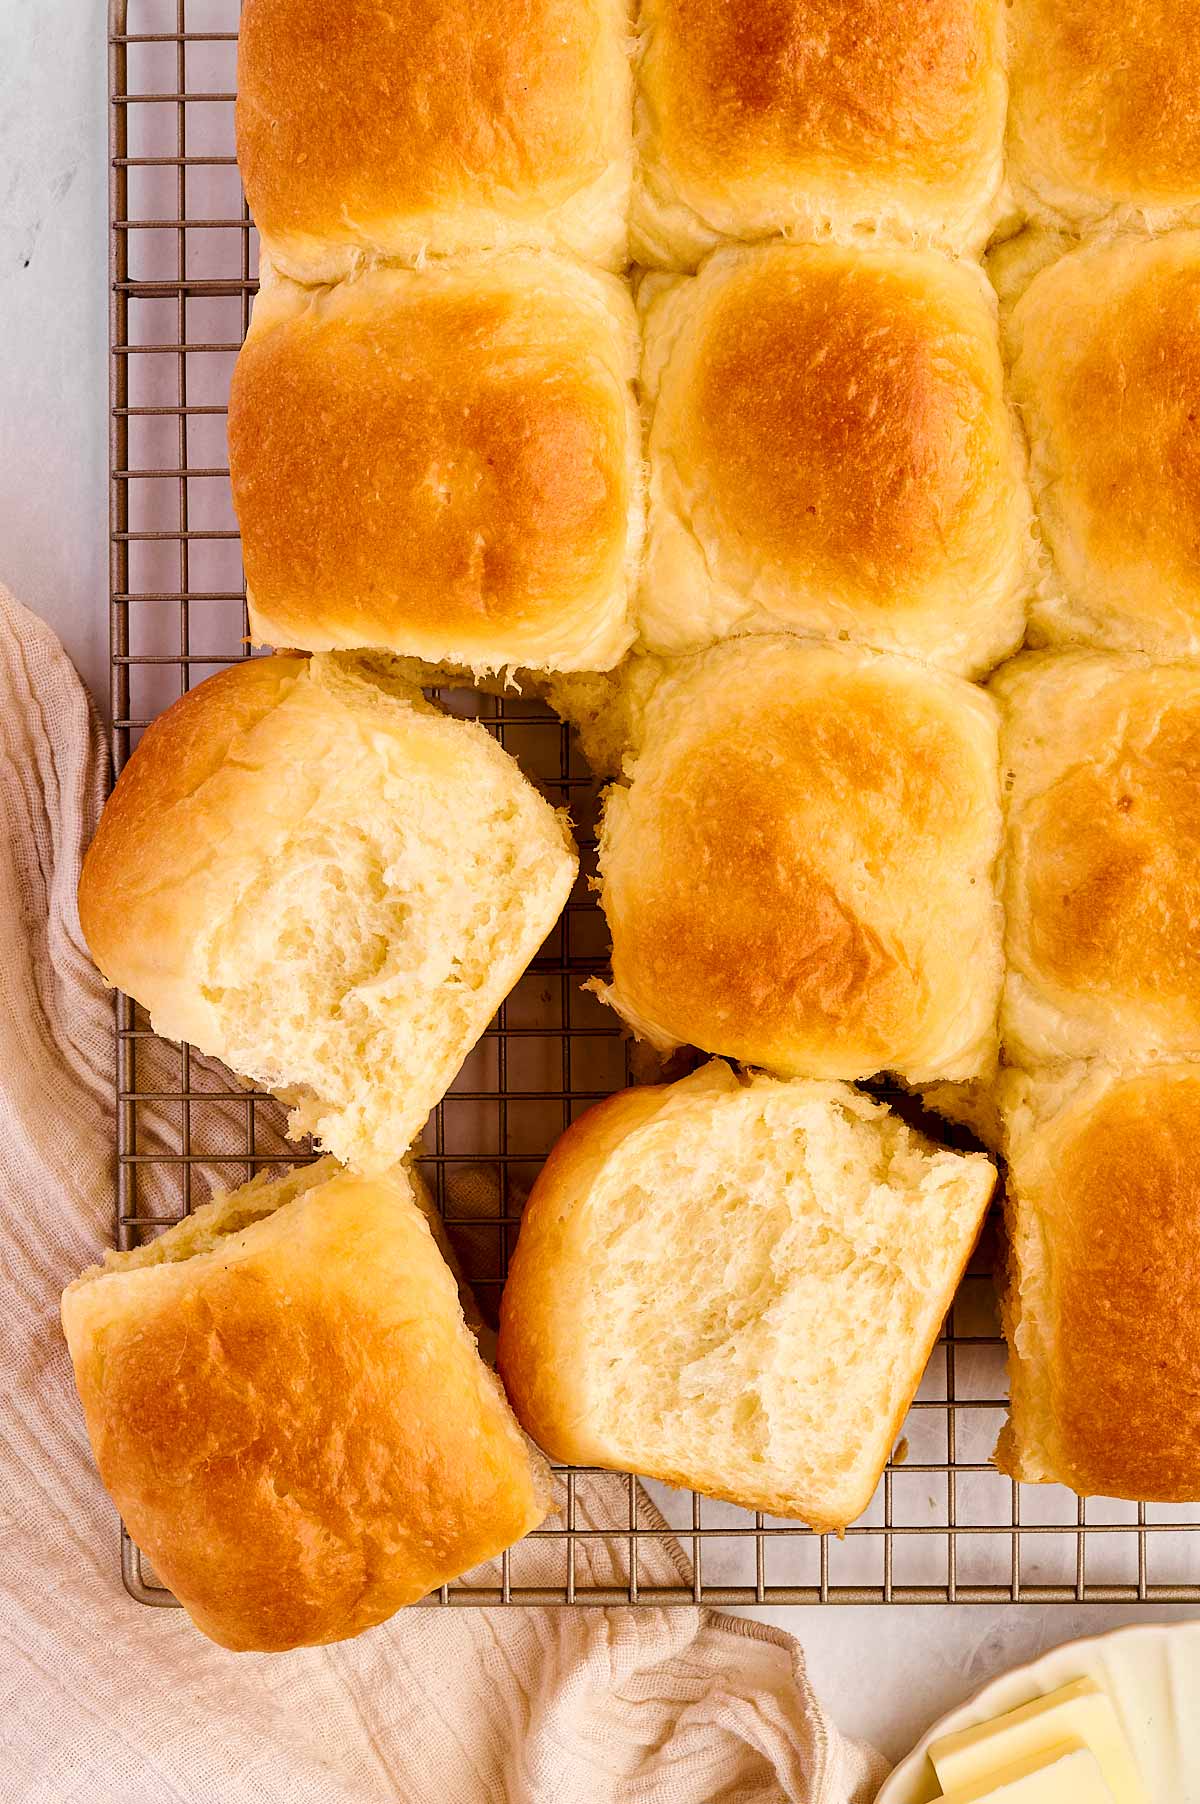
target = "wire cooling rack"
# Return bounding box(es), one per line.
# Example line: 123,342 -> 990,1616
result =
107,0 -> 1200,1607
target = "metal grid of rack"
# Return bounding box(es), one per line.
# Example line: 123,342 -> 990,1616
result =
108,0 -> 1200,1606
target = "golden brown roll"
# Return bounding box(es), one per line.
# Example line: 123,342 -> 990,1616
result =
78,655 -> 577,1174
592,638 -> 1004,1084
236,0 -> 632,280
633,0 -> 1007,268
994,651 -> 1200,1070
639,244 -> 1031,675
1008,0 -> 1200,232
229,258 -> 642,675
62,1159 -> 551,1650
499,1061 -> 994,1529
1010,232 -> 1200,658
997,1063 -> 1200,1502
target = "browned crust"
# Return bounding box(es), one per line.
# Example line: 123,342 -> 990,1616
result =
682,256 -> 989,600
228,272 -> 633,663
77,656 -> 304,984
1010,0 -> 1200,208
497,1083 -> 673,1460
237,0 -> 623,254
1039,257 -> 1200,583
999,1068 -> 1200,1501
1022,680 -> 1200,1022
63,1165 -> 548,1650
1012,236 -> 1200,646
640,0 -> 1002,196
599,646 -> 1002,1080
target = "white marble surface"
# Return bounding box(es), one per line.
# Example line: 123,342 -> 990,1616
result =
4,1 -> 1198,1777
745,1603 -> 1200,1763
1,1 -> 110,713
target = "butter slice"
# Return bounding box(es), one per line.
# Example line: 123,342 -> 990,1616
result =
940,1744 -> 1114,1802
930,1678 -> 1146,1803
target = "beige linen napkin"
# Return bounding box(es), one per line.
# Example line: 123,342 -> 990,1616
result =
0,582 -> 888,1804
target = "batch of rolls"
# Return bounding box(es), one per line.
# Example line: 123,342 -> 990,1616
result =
62,0 -> 1200,1651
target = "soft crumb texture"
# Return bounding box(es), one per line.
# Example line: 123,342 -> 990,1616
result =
1010,232 -> 1200,658
997,1063 -> 1200,1502
77,654 -> 578,1173
638,245 -> 1032,676
539,658 -> 666,780
912,1077 -> 1006,1155
593,637 -> 1004,1085
306,659 -> 647,781
994,651 -> 1200,1068
231,256 -> 643,678
62,1158 -> 551,1650
498,1062 -> 994,1527
236,0 -> 632,279
1008,0 -> 1200,232
633,0 -> 1006,267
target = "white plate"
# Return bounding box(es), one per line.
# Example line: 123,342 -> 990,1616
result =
878,1621 -> 1200,1802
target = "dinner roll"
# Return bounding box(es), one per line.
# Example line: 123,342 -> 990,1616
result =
236,0 -> 632,280
498,1061 -> 994,1528
62,1158 -> 551,1649
997,1063 -> 1200,1502
633,0 -> 1006,268
1010,232 -> 1200,658
593,638 -> 1004,1084
78,655 -> 577,1174
639,245 -> 1031,675
230,258 -> 642,676
1008,0 -> 1200,232
995,651 -> 1200,1070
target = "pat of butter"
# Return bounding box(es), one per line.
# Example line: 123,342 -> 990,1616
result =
929,1678 -> 1146,1803
940,1743 -> 1114,1802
